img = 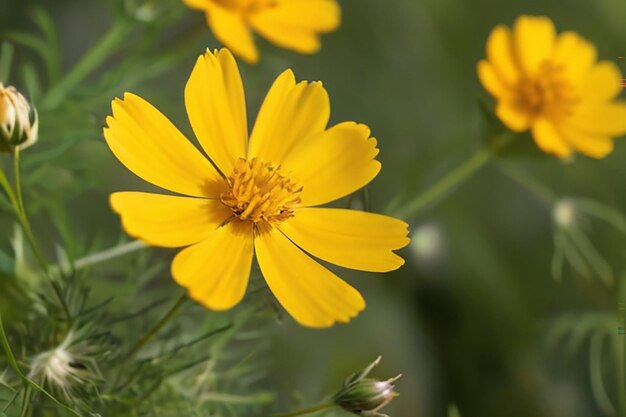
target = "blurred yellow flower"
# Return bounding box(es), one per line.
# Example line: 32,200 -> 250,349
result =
478,15 -> 626,159
104,49 -> 409,328
182,0 -> 340,64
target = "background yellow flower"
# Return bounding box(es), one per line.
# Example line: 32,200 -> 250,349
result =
104,49 -> 409,328
183,0 -> 341,64
478,15 -> 626,158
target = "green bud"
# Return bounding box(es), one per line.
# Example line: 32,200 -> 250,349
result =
333,356 -> 401,417
0,83 -> 38,152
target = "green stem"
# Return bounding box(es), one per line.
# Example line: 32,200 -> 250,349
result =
13,148 -> 26,217
271,402 -> 337,417
618,275 -> 626,415
53,240 -> 146,274
496,163 -> 556,206
617,334 -> 626,416
41,20 -> 133,110
0,313 -> 80,415
391,134 -> 513,219
18,385 -> 33,417
126,294 -> 187,359
0,164 -> 19,211
1,151 -> 72,323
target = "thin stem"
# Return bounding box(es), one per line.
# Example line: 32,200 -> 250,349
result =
13,148 -> 26,217
0,313 -> 80,415
391,134 -> 513,219
5,151 -> 72,322
54,240 -> 147,274
496,163 -> 557,206
41,20 -> 133,110
0,164 -> 19,210
271,402 -> 337,417
18,385 -> 33,417
618,275 -> 626,415
126,294 -> 187,359
616,333 -> 626,416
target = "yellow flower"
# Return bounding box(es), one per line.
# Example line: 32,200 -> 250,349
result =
478,15 -> 626,159
104,49 -> 409,328
182,0 -> 340,64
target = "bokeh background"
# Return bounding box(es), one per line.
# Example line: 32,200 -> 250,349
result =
2,0 -> 626,416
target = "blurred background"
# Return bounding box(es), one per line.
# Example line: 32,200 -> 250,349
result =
1,0 -> 626,416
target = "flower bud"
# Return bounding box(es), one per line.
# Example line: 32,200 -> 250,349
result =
124,0 -> 162,22
333,356 -> 401,416
0,83 -> 38,152
552,198 -> 576,228
28,331 -> 100,399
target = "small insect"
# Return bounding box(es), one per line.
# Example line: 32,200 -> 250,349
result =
68,361 -> 88,370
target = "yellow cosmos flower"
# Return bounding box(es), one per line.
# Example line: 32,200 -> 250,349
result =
182,0 -> 340,64
104,49 -> 409,328
478,15 -> 626,159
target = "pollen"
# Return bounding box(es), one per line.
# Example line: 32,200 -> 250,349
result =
513,61 -> 579,120
221,157 -> 302,224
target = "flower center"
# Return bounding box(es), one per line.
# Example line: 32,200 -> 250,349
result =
221,158 -> 302,224
514,61 -> 579,120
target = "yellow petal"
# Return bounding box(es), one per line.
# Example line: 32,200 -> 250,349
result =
513,15 -> 556,76
172,220 -> 254,311
485,25 -> 520,85
104,93 -> 225,198
248,70 -> 330,164
254,224 -> 365,328
495,101 -> 531,132
279,208 -> 409,272
282,122 -> 380,207
182,0 -> 209,10
552,31 -> 596,84
249,0 -> 340,53
571,102 -> 626,136
205,6 -> 258,64
110,192 -> 232,248
531,118 -> 572,158
477,60 -> 510,98
185,49 -> 248,177
559,126 -> 614,159
579,61 -> 623,104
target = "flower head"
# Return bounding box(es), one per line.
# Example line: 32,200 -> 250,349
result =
333,356 -> 401,417
104,48 -> 409,328
0,83 -> 38,152
28,331 -> 101,399
182,0 -> 341,64
478,15 -> 626,159
551,196 -> 625,285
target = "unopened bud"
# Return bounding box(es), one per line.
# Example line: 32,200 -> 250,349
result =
28,331 -> 98,399
124,0 -> 162,22
0,83 -> 38,152
553,198 -> 575,228
333,356 -> 401,417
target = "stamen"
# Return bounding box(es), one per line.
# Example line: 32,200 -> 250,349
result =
514,61 -> 579,120
221,158 -> 302,224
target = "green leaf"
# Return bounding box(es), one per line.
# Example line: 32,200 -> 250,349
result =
0,249 -> 14,276
20,63 -> 41,103
31,6 -> 60,82
5,31 -> 55,85
0,41 -> 13,82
